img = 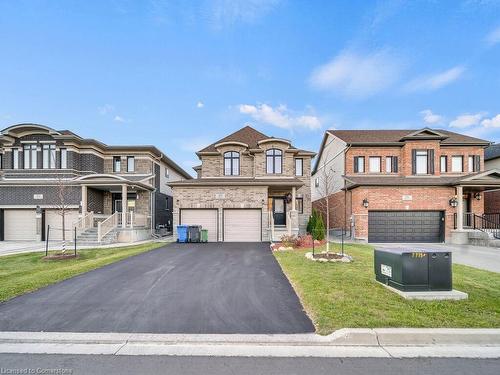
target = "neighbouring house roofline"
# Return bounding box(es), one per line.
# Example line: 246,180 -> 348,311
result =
0,123 -> 192,180
169,177 -> 305,188
485,143 -> 500,161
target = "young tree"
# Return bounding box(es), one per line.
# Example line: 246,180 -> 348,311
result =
54,177 -> 71,253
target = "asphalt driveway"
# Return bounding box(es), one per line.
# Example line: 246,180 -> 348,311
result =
0,242 -> 314,334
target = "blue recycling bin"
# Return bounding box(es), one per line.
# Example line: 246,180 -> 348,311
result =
177,225 -> 189,243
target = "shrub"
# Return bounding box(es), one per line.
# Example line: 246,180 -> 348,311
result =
280,234 -> 298,248
314,214 -> 326,241
307,210 -> 318,235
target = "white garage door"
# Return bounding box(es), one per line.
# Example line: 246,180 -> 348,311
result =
45,210 -> 80,241
180,209 -> 218,242
223,209 -> 261,242
4,210 -> 37,241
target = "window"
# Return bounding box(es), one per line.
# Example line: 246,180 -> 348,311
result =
113,156 -> 121,172
296,198 -> 304,214
369,157 -> 381,173
12,149 -> 19,169
127,156 -> 135,172
452,156 -> 463,173
60,148 -> 67,169
224,151 -> 240,176
440,155 -> 447,173
314,177 -> 319,187
415,150 -> 428,174
468,155 -> 480,172
353,156 -> 365,173
266,149 -> 282,174
42,144 -> 56,169
386,156 -> 398,173
295,158 -> 303,176
0,154 -> 2,169
23,144 -> 37,169
165,168 -> 169,178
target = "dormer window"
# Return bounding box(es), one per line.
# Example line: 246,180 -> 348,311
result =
224,151 -> 240,176
266,149 -> 282,174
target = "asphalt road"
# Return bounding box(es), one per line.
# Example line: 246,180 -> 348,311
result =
0,354 -> 499,375
0,242 -> 314,334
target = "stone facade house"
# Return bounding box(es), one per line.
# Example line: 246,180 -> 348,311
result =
0,123 -> 191,243
170,126 -> 316,242
312,128 -> 500,244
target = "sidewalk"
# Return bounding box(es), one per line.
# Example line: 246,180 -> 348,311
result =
1,329 -> 499,358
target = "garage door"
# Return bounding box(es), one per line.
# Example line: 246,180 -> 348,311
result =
45,209 -> 80,241
4,210 -> 37,241
223,209 -> 261,242
368,211 -> 444,243
180,209 -> 218,242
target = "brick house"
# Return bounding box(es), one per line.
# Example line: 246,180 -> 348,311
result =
170,126 -> 316,242
312,128 -> 500,244
484,143 -> 500,213
0,123 -> 191,243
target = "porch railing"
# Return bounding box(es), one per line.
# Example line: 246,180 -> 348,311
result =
454,213 -> 500,239
73,211 -> 94,235
98,212 -> 119,243
127,212 -> 149,228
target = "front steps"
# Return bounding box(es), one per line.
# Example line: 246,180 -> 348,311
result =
76,227 -> 118,246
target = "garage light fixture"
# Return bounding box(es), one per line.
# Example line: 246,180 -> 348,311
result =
474,192 -> 481,201
362,198 -> 369,208
449,197 -> 458,207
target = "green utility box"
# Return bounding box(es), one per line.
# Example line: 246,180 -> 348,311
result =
374,248 -> 452,292
200,229 -> 208,243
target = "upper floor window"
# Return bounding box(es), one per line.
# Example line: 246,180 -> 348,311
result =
60,148 -> 67,169
412,149 -> 434,175
127,156 -> 135,172
451,156 -> 463,173
23,144 -> 37,169
12,149 -> 19,169
42,144 -> 56,169
314,177 -> 319,187
440,155 -> 447,173
0,154 -> 2,169
224,151 -> 240,176
295,158 -> 303,176
165,168 -> 170,178
468,155 -> 480,173
369,156 -> 381,173
386,156 -> 398,173
353,156 -> 365,173
266,149 -> 282,174
113,156 -> 121,172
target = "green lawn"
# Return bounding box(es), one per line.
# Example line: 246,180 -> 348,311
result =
0,242 -> 165,303
274,243 -> 500,335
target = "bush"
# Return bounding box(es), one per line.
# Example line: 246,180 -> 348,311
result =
307,210 -> 318,235
280,234 -> 298,248
314,214 -> 326,241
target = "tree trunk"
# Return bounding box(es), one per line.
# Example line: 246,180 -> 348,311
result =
326,198 -> 330,254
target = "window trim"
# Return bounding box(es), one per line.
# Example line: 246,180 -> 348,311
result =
223,151 -> 240,176
60,148 -> 67,169
127,156 -> 135,173
451,155 -> 464,173
440,155 -> 448,173
43,144 -> 56,169
295,158 -> 303,176
266,148 -> 283,174
113,156 -> 121,172
12,149 -> 19,169
23,144 -> 38,170
314,177 -> 319,187
414,149 -> 429,175
369,156 -> 382,173
353,156 -> 365,173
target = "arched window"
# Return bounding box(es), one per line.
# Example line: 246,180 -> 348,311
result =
224,151 -> 240,176
266,149 -> 282,174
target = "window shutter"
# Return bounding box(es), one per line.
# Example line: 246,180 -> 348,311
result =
354,157 -> 358,173
428,149 -> 435,175
475,155 -> 480,172
411,150 -> 416,175
393,156 -> 398,173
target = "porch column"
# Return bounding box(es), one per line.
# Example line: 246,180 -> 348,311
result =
122,184 -> 127,228
456,185 -> 463,231
292,187 -> 296,211
81,185 -> 88,215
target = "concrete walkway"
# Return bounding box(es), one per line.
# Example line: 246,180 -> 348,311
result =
372,243 -> 500,273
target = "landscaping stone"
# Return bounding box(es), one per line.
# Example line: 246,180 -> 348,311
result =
305,251 -> 353,263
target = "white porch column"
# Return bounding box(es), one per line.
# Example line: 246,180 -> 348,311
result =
292,187 -> 296,211
122,184 -> 127,228
81,185 -> 88,215
456,186 -> 463,231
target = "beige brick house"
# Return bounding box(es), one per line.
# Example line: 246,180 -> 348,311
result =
170,126 -> 316,242
312,128 -> 500,244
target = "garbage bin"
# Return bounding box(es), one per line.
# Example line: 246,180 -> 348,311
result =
200,229 -> 208,243
188,225 -> 202,243
374,248 -> 452,292
177,225 -> 189,243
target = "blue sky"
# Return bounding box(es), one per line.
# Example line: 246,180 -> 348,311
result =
1,0 -> 500,175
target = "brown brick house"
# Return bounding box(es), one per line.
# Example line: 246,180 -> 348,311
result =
170,126 -> 316,242
312,128 -> 500,244
484,143 -> 500,213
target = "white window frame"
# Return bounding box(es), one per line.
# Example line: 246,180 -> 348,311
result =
113,156 -> 121,172
295,158 -> 303,176
60,148 -> 67,169
355,156 -> 365,173
440,155 -> 447,173
23,144 -> 37,169
314,177 -> 319,187
452,156 -> 463,173
13,149 -> 19,169
468,156 -> 474,173
127,156 -> 135,172
369,156 -> 381,173
415,150 -> 428,175
43,144 -> 56,169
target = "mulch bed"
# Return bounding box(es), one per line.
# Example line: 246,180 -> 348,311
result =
313,253 -> 344,260
43,253 -> 79,261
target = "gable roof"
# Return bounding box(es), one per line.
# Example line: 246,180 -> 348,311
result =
328,128 -> 490,145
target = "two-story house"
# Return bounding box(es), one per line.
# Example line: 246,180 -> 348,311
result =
170,126 -> 316,242
0,123 -> 191,243
312,128 -> 500,244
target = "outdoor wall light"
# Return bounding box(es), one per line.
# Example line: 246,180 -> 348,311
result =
449,197 -> 458,207
362,198 -> 369,208
474,192 -> 482,201
285,193 -> 293,204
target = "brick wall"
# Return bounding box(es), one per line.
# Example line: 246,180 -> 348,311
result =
87,188 -> 104,214
0,185 -> 81,207
484,190 -> 500,213
313,189 -> 352,230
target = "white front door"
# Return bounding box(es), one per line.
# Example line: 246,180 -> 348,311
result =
180,209 -> 218,242
223,209 -> 261,242
4,210 -> 37,241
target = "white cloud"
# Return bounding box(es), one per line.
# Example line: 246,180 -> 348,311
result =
238,103 -> 322,130
196,101 -> 204,108
98,104 -> 114,115
420,109 -> 444,124
113,115 -> 125,123
405,66 -> 465,92
309,50 -> 402,98
485,26 -> 500,46
482,114 -> 500,127
449,113 -> 485,128
208,0 -> 281,29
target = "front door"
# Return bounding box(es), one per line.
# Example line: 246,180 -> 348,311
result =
273,197 -> 286,226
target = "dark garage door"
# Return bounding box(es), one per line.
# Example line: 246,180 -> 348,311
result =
368,211 -> 444,243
